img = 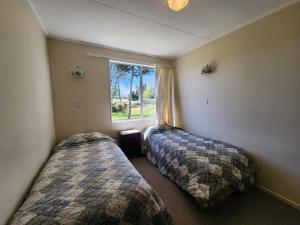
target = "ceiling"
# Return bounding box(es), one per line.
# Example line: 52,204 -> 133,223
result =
28,0 -> 296,58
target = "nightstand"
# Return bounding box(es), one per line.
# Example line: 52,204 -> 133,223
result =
119,129 -> 141,159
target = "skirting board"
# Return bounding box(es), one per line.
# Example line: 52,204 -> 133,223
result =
256,184 -> 300,210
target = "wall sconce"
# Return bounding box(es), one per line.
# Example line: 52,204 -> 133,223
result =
72,66 -> 86,78
201,63 -> 216,75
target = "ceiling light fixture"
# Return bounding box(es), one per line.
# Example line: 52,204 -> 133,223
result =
168,0 -> 189,12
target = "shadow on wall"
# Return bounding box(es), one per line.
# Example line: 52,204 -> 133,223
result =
250,151 -> 299,202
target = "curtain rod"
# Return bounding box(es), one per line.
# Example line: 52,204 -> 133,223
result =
86,52 -> 172,68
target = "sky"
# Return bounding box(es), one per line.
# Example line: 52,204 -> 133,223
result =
111,68 -> 155,98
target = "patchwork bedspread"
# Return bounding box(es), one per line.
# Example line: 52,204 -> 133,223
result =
145,126 -> 255,208
10,132 -> 172,225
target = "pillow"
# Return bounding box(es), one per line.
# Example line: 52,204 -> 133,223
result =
54,132 -> 116,150
142,125 -> 157,141
157,124 -> 175,131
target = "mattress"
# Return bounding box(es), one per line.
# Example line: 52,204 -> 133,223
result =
144,125 -> 255,208
9,132 -> 172,225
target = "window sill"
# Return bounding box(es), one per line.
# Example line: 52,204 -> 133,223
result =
112,118 -> 155,124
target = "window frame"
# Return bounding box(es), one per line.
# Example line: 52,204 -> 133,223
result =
109,59 -> 156,123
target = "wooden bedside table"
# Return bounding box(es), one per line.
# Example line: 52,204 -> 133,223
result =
119,129 -> 141,159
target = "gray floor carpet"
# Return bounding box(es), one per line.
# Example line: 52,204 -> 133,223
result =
131,157 -> 300,225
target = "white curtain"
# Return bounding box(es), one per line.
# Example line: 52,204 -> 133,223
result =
155,66 -> 176,126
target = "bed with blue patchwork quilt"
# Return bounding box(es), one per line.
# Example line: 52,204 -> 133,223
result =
9,132 -> 173,225
144,125 -> 255,208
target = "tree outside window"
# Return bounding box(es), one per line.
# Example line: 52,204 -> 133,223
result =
110,61 -> 156,121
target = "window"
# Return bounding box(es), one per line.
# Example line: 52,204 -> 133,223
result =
109,60 -> 156,121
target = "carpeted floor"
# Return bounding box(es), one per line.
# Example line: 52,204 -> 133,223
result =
131,157 -> 300,225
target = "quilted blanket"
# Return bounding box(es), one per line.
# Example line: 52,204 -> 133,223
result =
10,132 -> 172,225
144,126 -> 255,208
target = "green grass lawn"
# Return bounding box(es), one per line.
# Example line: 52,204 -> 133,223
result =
112,104 -> 155,121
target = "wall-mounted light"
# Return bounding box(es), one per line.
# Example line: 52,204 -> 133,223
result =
72,66 -> 86,78
201,63 -> 216,75
168,0 -> 189,12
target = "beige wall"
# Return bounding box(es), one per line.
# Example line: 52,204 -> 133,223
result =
48,38 -> 171,142
0,0 -> 56,224
174,3 -> 300,207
